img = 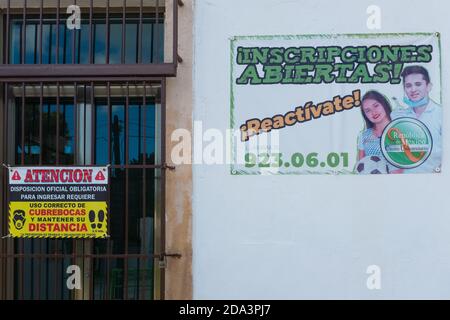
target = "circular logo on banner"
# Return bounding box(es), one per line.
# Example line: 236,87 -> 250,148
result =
381,117 -> 433,169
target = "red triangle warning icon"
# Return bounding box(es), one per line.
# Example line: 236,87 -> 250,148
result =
11,171 -> 21,181
95,171 -> 106,181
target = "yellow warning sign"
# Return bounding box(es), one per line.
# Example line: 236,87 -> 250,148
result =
8,166 -> 109,238
9,202 -> 108,238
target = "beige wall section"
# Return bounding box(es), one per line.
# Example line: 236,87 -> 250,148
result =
164,0 -> 193,300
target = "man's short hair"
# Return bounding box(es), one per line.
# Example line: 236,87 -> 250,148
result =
401,65 -> 430,84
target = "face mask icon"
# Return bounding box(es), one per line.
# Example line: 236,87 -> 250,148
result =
13,210 -> 26,230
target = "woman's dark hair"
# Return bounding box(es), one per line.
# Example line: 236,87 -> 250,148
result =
361,90 -> 392,129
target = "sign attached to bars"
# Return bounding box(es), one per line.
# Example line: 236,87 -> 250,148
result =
8,166 -> 109,238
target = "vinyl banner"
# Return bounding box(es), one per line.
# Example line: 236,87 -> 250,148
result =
8,166 -> 109,238
230,33 -> 442,175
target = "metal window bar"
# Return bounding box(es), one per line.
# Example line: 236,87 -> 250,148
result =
122,0 -> 126,64
1,84 -> 6,300
72,81 -> 77,300
5,0 -> 10,65
154,0 -> 159,63
124,81 -> 129,299
89,81 -> 95,300
56,0 -> 60,64
21,0 -> 26,64
0,80 -> 167,300
105,81 -> 111,300
19,82 -> 25,300
138,0 -> 143,64
0,0 -> 181,80
89,0 -> 93,65
71,0 -> 77,65
0,0 -> 180,302
141,81 -> 147,300
106,0 -> 110,65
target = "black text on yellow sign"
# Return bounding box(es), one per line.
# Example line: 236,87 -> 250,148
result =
9,201 -> 108,238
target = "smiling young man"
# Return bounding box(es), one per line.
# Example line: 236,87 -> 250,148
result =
391,65 -> 442,173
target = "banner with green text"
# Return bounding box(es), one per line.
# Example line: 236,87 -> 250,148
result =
231,33 -> 442,175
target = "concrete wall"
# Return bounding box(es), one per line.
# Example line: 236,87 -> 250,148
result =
165,0 -> 193,300
193,0 -> 450,299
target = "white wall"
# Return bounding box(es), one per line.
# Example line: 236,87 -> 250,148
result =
193,0 -> 450,299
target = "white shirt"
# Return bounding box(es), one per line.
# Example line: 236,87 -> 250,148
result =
391,100 -> 442,174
